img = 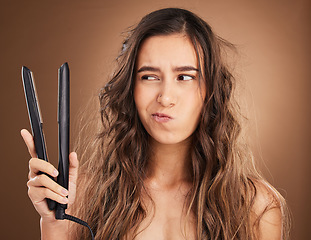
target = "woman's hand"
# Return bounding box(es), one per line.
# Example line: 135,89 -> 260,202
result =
21,129 -> 79,222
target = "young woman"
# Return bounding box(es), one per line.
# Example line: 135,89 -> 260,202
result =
21,8 -> 290,240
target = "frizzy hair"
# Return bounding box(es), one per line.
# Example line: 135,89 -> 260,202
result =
71,8 -> 290,240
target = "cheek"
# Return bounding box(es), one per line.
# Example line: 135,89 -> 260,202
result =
195,87 -> 206,115
134,82 -> 159,109
134,84 -> 149,115
134,85 -> 142,110
185,88 -> 205,113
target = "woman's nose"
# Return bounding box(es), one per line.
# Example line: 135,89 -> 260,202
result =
156,81 -> 176,107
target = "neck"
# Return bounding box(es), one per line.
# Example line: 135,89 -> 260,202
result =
145,138 -> 192,189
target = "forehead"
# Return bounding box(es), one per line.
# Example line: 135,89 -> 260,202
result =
136,34 -> 198,68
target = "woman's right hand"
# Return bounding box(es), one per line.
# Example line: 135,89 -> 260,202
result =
21,129 -> 79,223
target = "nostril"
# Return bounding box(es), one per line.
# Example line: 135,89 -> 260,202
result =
157,94 -> 175,107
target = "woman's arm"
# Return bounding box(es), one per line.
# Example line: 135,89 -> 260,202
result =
40,217 -> 70,240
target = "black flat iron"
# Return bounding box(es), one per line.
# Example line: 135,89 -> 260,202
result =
21,64 -> 94,239
21,63 -> 70,218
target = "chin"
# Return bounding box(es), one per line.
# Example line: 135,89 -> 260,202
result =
150,133 -> 191,146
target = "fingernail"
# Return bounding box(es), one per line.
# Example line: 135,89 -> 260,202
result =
61,188 -> 69,196
53,169 -> 59,177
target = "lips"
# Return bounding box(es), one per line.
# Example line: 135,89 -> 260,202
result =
152,112 -> 173,123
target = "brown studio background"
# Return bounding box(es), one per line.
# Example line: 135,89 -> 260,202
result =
1,0 -> 310,239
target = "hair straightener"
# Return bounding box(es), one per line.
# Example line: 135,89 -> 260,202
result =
21,64 -> 94,239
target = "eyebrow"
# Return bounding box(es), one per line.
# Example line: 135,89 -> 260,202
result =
137,65 -> 199,73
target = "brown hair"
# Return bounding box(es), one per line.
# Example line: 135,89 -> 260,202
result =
72,8 -> 290,239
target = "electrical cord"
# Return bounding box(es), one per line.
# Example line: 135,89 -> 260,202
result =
55,207 -> 95,240
64,214 -> 95,240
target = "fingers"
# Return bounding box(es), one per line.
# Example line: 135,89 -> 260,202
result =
30,188 -> 68,206
23,127 -> 80,219
28,158 -> 58,179
27,174 -> 69,204
20,129 -> 37,158
27,153 -> 79,205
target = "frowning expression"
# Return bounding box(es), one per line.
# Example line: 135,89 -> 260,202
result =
134,34 -> 206,145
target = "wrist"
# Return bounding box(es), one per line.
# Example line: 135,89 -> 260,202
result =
40,217 -> 69,240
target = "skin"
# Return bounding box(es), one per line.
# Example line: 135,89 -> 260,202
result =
134,34 -> 205,147
133,34 -> 205,239
21,33 -> 283,240
21,129 -> 78,239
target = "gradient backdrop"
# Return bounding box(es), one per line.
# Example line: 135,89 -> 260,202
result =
1,0 -> 310,239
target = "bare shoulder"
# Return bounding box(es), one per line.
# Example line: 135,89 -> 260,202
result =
251,179 -> 284,240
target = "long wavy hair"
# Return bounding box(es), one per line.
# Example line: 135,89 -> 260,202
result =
72,8 -> 290,240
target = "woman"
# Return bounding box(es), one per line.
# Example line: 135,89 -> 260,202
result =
21,8 -> 290,240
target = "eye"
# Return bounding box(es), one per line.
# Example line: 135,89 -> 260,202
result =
177,75 -> 195,81
141,75 -> 159,81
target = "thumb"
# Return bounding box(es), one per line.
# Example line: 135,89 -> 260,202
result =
68,152 -> 79,183
20,129 -> 37,158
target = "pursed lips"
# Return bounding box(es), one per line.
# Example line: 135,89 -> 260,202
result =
151,112 -> 173,123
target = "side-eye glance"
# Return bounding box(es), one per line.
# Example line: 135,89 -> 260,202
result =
140,74 -> 196,81
177,74 -> 196,81
141,75 -> 159,81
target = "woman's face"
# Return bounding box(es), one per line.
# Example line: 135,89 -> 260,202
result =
134,34 -> 206,145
